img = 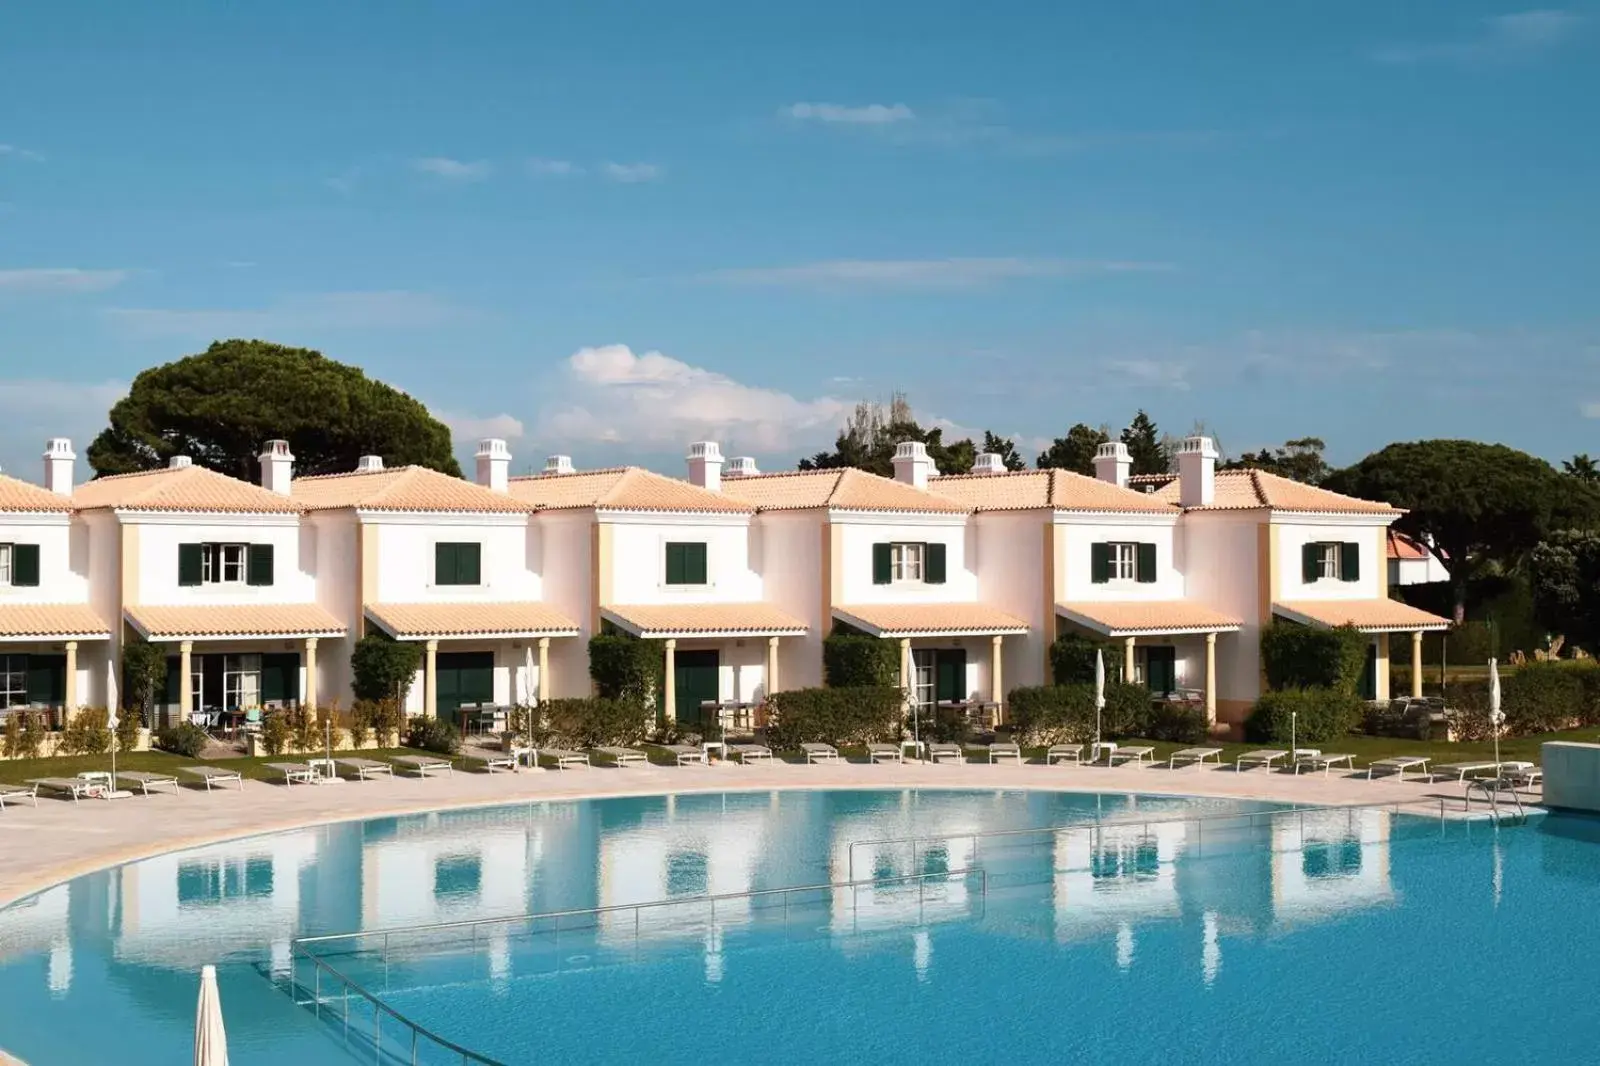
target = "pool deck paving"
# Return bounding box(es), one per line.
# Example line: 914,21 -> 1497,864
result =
0,757 -> 1538,908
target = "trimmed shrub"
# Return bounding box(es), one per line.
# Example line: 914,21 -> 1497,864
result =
542,697 -> 650,748
57,708 -> 112,756
120,638 -> 167,720
764,686 -> 903,749
1008,686 -> 1095,747
1501,660 -> 1589,734
351,633 -> 422,704
1261,622 -> 1369,692
114,706 -> 142,753
406,716 -> 460,755
919,702 -> 973,746
346,700 -> 377,748
2,711 -> 46,759
823,630 -> 900,688
1244,689 -> 1364,744
290,705 -> 320,753
1145,702 -> 1211,744
588,633 -> 664,704
260,711 -> 293,755
1102,682 -> 1152,737
155,721 -> 209,758
1048,633 -> 1124,685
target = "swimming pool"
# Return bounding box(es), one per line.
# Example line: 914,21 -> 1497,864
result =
0,789 -> 1594,1064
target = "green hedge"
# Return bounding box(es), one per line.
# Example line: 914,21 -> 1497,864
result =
540,697 -> 650,748
1007,682 -> 1151,746
764,686 -> 903,748
155,721 -> 209,758
588,632 -> 664,703
405,716 -> 461,755
823,630 -> 900,687
1502,660 -> 1596,733
351,633 -> 422,703
1261,622 -> 1369,692
1145,703 -> 1211,744
1244,689 -> 1365,744
1048,633 -> 1125,685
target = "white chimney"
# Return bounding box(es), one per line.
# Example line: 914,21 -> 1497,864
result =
725,456 -> 759,478
1177,436 -> 1218,507
686,441 -> 724,492
168,455 -> 193,469
356,455 -> 384,472
475,438 -> 510,493
258,439 -> 294,495
970,452 -> 1006,475
544,455 -> 575,475
1093,441 -> 1131,488
892,441 -> 935,490
42,438 -> 75,495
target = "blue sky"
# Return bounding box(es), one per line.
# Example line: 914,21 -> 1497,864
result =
1,1 -> 1597,480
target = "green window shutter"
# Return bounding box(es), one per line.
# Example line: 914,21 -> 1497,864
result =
459,543 -> 481,585
178,543 -> 204,586
872,543 -> 892,585
261,653 -> 300,704
10,544 -> 40,586
246,544 -> 274,586
164,656 -> 181,706
925,542 -> 947,584
1090,543 -> 1110,584
1340,542 -> 1361,582
435,543 -> 458,585
686,543 -> 707,585
665,543 -> 685,585
26,654 -> 66,706
1136,543 -> 1157,584
935,649 -> 967,703
1302,543 -> 1320,583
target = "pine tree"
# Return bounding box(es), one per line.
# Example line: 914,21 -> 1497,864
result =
1121,410 -> 1168,476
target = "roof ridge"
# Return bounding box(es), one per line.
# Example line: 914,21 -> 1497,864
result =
930,469 -> 1043,482
509,466 -> 632,482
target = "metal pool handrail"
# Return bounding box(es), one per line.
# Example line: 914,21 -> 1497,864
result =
292,945 -> 506,1065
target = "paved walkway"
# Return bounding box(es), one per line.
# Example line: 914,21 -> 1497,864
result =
0,759 -> 1521,908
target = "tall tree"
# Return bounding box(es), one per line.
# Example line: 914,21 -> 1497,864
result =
1530,530 -> 1600,654
1120,410 -> 1168,476
798,394 -> 1016,476
1036,423 -> 1109,474
1564,454 -> 1600,482
981,431 -> 1026,471
1223,437 -> 1332,485
87,339 -> 462,479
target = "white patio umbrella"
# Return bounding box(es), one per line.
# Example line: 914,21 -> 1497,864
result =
194,964 -> 229,1066
1488,657 -> 1504,768
1093,649 -> 1106,757
523,645 -> 536,706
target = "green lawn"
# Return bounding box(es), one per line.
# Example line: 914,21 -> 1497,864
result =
0,747 -> 424,786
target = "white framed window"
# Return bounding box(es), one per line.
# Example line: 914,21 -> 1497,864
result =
0,655 -> 26,709
1109,542 -> 1137,582
223,654 -> 261,710
891,542 -> 925,583
0,544 -> 10,585
201,543 -> 248,585
1318,543 -> 1341,580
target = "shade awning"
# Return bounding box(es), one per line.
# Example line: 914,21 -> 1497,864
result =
1057,601 -> 1241,638
126,604 -> 347,642
365,602 -> 580,641
602,603 -> 807,639
0,603 -> 112,642
833,603 -> 1028,639
1273,599 -> 1451,634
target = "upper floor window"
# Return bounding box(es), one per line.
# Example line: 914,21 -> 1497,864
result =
0,543 -> 40,587
179,543 -> 274,587
664,542 -> 708,586
1302,541 -> 1360,584
204,543 -> 246,584
872,542 -> 947,586
435,542 -> 482,586
1091,542 -> 1156,585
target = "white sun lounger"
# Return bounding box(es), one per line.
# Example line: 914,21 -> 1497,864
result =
117,771 -> 181,796
988,742 -> 1022,764
1367,756 -> 1429,781
390,754 -> 454,777
1433,761 -> 1502,782
1108,746 -> 1156,767
1047,744 -> 1083,765
802,743 -> 841,764
179,766 -> 244,791
543,749 -> 591,770
866,743 -> 903,764
663,744 -> 707,765
466,750 -> 520,773
1235,749 -> 1289,772
1500,762 -> 1541,792
594,746 -> 649,767
928,743 -> 966,764
29,777 -> 99,802
335,757 -> 396,780
1168,747 -> 1223,770
1294,752 -> 1355,776
729,743 -> 773,765
265,762 -> 318,786
0,783 -> 38,809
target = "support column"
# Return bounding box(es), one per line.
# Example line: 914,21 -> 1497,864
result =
424,639 -> 438,718
1204,632 -> 1217,723
898,638 -> 912,708
990,635 -> 1004,724
1123,636 -> 1136,685
1411,630 -> 1424,699
765,636 -> 779,699
63,641 -> 78,712
179,640 -> 193,718
663,639 -> 677,723
538,637 -> 551,704
304,637 -> 319,709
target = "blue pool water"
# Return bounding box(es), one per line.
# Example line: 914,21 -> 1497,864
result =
0,789 -> 1597,1065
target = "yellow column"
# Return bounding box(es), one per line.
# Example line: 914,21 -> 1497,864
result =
1411,630 -> 1424,699
424,639 -> 438,718
1124,637 -> 1136,685
64,641 -> 78,712
179,640 -> 193,719
990,635 -> 1004,723
538,637 -> 551,704
663,639 -> 677,723
898,638 -> 912,706
766,636 -> 779,699
1204,632 -> 1217,723
303,637 -> 318,709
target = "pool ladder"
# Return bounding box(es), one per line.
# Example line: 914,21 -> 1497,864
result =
1463,778 -> 1526,823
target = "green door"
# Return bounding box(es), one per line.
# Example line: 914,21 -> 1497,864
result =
1144,646 -> 1177,695
1359,643 -> 1378,701
436,652 -> 495,719
673,650 -> 721,730
935,650 -> 968,703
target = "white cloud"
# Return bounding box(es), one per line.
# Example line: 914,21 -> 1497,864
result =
1372,10 -> 1585,64
0,378 -> 127,478
1581,402 -> 1600,419
412,157 -> 492,181
782,102 -> 915,125
704,257 -> 1172,290
537,344 -> 849,452
0,144 -> 43,162
0,268 -> 128,294
1106,360 -> 1192,391
527,158 -> 583,177
104,290 -> 466,337
600,162 -> 662,183
437,411 -> 526,442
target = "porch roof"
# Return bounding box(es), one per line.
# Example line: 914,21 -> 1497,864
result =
1273,599 -> 1450,634
1057,600 -> 1242,638
601,603 -> 807,639
126,603 -> 347,642
365,602 -> 581,641
833,603 -> 1028,639
0,603 -> 112,642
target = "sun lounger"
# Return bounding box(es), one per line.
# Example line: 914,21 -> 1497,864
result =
1108,746 -> 1156,767
594,746 -> 649,767
0,783 -> 38,809
867,743 -> 903,764
1294,752 -> 1355,776
28,777 -> 99,802
988,742 -> 1022,764
1367,756 -> 1429,781
928,743 -> 966,764
466,750 -> 520,772
802,743 -> 841,764
179,766 -> 244,791
265,762 -> 318,786
390,754 -> 454,778
335,757 -> 395,780
1499,762 -> 1542,792
1235,749 -> 1289,772
543,749 -> 591,770
1047,744 -> 1083,765
116,771 -> 181,796
729,743 -> 773,765
1433,761 -> 1502,782
1168,747 -> 1222,770
663,744 -> 707,765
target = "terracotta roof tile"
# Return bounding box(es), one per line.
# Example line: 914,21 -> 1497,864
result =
833,602 -> 1028,637
1152,470 -> 1397,514
126,603 -> 346,640
509,468 -> 751,513
73,466 -> 300,513
601,602 -> 807,638
0,474 -> 72,513
722,468 -> 968,513
293,466 -> 535,513
0,603 -> 111,639
931,469 -> 1175,513
1274,599 -> 1450,633
1386,530 -> 1431,561
1057,600 -> 1241,637
366,602 -> 580,639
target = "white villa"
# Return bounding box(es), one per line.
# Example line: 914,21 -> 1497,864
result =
0,433 -> 1451,735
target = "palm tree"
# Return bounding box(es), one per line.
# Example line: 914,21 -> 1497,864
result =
1564,454 -> 1600,482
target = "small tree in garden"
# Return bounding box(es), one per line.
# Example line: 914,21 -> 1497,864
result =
588,632 -> 664,704
121,638 -> 167,727
823,627 -> 900,687
350,633 -> 422,705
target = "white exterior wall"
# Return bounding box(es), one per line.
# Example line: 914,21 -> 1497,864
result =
605,515 -> 761,605
750,511 -> 824,689
1057,515 -> 1183,603
974,511 -> 1048,691
0,513 -> 88,605
308,511 -> 359,705
368,515 -> 541,603
128,515 -> 316,608
1274,521 -> 1390,603
834,514 -> 975,605
1176,511 -> 1263,705
537,510 -> 596,699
